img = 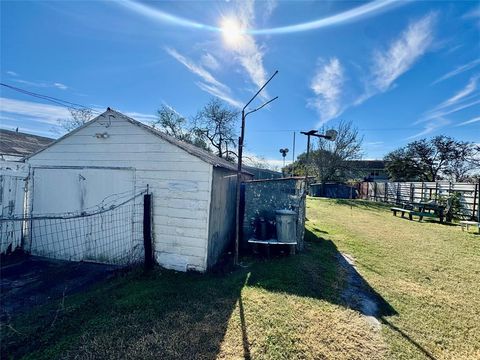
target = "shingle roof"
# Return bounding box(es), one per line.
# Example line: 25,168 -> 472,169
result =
108,109 -> 242,172
0,129 -> 54,158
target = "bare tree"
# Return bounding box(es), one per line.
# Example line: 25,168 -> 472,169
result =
153,104 -> 209,151
57,108 -> 94,132
153,105 -> 191,141
192,98 -> 238,161
311,120 -> 363,183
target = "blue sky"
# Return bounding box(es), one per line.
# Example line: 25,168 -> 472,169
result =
1,0 -> 479,167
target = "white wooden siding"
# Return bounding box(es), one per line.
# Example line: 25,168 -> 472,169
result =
28,116 -> 212,271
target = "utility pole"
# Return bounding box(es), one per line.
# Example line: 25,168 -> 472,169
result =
234,70 -> 279,265
300,129 -> 338,195
292,132 -> 296,177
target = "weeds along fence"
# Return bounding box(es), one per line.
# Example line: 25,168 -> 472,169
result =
0,190 -> 153,267
358,181 -> 480,220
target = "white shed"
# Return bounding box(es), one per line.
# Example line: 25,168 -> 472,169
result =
26,108 -> 248,272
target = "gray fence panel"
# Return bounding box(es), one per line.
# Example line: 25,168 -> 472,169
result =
359,181 -> 479,220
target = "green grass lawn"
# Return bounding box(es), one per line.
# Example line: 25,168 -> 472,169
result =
2,198 -> 479,359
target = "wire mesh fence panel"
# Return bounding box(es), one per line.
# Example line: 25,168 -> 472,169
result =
1,191 -> 146,266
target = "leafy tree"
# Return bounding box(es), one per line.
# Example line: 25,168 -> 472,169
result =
192,98 -> 238,160
283,120 -> 363,182
384,136 -> 477,181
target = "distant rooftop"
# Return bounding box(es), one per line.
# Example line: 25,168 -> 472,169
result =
346,160 -> 386,169
0,128 -> 54,159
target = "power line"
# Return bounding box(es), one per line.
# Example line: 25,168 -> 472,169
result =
0,83 -> 100,113
249,127 -> 424,133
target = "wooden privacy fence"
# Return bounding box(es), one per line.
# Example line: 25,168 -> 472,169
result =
358,181 -> 480,220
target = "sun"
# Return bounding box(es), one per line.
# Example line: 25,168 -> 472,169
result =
220,17 -> 244,46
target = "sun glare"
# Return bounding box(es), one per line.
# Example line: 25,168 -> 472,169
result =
220,17 -> 244,46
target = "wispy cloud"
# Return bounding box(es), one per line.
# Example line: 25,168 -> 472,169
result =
12,78 -> 69,90
462,6 -> 480,26
436,76 -> 478,109
200,53 -> 220,71
222,0 -> 270,99
348,13 -> 436,110
371,13 -> 436,93
308,58 -> 345,125
122,111 -> 157,124
420,75 -> 479,122
165,47 -> 242,108
6,70 -> 18,77
457,116 -> 480,126
412,76 -> 480,136
407,118 -> 450,139
0,97 -> 158,135
0,97 -> 71,126
262,0 -> 278,23
53,82 -> 68,90
431,59 -> 480,85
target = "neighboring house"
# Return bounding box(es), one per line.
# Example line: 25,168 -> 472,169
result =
345,160 -> 388,181
0,128 -> 54,161
25,108 -> 251,272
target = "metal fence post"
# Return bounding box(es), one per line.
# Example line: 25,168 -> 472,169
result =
143,192 -> 153,271
473,181 -> 478,221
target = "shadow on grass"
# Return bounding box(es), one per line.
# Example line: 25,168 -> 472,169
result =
3,227 -> 439,359
246,228 -> 396,318
332,198 -> 392,211
1,267 -> 249,360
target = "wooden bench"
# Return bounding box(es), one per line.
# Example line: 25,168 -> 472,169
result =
248,238 -> 297,257
391,207 -> 414,220
459,221 -> 480,233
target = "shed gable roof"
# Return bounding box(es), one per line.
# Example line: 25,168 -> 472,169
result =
27,108 -> 240,172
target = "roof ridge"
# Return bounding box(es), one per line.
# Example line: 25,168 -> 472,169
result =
106,109 -> 244,173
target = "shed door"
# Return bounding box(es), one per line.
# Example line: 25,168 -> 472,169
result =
30,167 -> 135,263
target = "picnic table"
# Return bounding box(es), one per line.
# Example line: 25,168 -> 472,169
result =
412,201 -> 446,222
391,200 -> 447,223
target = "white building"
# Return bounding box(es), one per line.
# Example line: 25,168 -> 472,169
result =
25,108 -> 248,272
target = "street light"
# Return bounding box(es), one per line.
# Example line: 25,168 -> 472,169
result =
234,70 -> 279,265
279,148 -> 289,168
300,129 -> 338,194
